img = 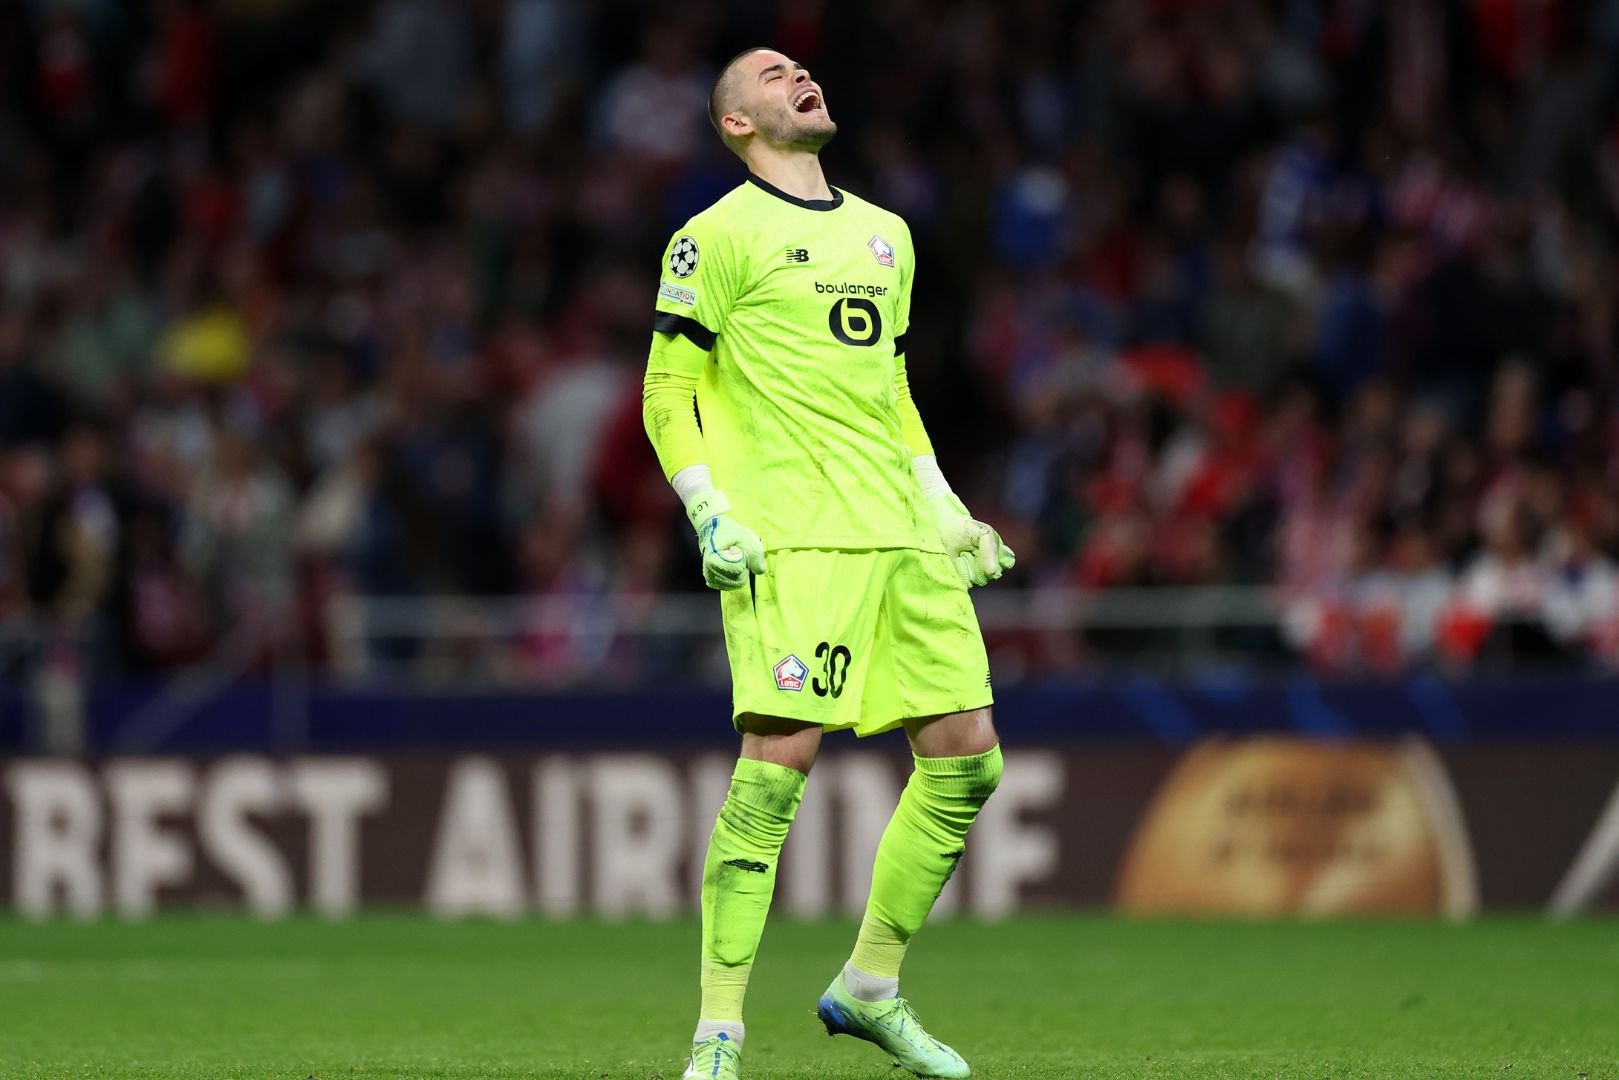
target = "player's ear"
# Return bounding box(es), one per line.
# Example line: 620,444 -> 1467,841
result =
720,111 -> 754,139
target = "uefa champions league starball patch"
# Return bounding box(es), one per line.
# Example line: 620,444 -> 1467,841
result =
669,235 -> 699,278
867,235 -> 895,267
773,654 -> 808,691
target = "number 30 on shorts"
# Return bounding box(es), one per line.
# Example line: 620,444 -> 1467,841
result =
813,641 -> 852,698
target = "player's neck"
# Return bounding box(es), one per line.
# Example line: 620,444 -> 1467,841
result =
745,146 -> 833,203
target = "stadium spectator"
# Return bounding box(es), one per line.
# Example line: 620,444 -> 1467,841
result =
0,0 -> 1616,681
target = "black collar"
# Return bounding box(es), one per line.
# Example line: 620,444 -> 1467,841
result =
746,174 -> 844,211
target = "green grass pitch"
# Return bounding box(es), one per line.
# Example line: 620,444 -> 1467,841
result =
0,915 -> 1615,1079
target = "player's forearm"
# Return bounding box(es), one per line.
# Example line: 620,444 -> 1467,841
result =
911,454 -> 952,499
644,351 -> 764,588
894,355 -> 1016,584
894,354 -> 936,458
643,372 -> 708,480
898,375 -> 953,495
894,353 -> 949,493
643,331 -> 747,559
643,334 -> 709,481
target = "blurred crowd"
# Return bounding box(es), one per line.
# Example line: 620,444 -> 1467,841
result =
2,0 -> 1619,682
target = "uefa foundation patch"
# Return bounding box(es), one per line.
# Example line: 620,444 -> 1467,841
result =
773,654 -> 808,691
658,281 -> 697,306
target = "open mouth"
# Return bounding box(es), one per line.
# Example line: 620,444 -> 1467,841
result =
793,89 -> 823,114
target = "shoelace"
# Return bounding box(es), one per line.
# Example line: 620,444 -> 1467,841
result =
886,999 -> 956,1057
699,1038 -> 739,1077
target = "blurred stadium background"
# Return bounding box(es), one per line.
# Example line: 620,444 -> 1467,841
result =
1,0 -> 1619,1075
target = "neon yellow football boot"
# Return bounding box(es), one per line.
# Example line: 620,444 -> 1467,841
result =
681,1031 -> 742,1080
816,972 -> 970,1078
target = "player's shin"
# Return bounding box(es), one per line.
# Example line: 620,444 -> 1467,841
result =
696,758 -> 807,1039
848,745 -> 1003,995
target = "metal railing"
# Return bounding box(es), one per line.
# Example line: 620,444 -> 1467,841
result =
330,585 -> 1282,640
324,586 -> 1288,681
0,587 -> 1603,753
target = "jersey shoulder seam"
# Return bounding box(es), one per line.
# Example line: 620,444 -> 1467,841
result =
838,189 -> 911,247
672,187 -> 754,287
833,186 -> 899,220
684,183 -> 756,230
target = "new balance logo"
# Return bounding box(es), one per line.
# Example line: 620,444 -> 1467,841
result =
723,858 -> 769,873
785,247 -> 810,263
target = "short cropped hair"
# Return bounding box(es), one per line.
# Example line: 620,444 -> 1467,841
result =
707,46 -> 775,139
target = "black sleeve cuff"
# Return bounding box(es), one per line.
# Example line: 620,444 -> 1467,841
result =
893,331 -> 909,356
653,311 -> 718,351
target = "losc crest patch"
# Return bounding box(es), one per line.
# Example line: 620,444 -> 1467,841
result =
867,235 -> 895,267
773,654 -> 808,692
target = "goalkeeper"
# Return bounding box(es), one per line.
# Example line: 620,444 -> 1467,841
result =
643,46 -> 1014,1080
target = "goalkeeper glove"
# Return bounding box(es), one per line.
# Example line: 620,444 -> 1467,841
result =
685,488 -> 767,591
927,492 -> 1015,588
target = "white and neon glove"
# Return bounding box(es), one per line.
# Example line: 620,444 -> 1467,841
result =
684,487 -> 767,591
911,454 -> 1014,588
928,492 -> 1016,587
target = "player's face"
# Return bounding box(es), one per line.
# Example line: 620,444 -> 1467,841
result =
735,51 -> 836,150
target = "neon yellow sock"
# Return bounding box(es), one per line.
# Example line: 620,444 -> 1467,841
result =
851,745 -> 1003,980
699,758 -> 806,1021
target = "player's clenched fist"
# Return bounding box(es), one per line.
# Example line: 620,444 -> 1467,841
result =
697,514 -> 767,590
686,488 -> 767,590
927,493 -> 1015,588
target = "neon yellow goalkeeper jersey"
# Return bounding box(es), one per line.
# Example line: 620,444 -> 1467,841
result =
645,175 -> 942,553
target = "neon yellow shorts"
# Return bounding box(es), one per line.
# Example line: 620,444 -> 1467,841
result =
718,547 -> 993,736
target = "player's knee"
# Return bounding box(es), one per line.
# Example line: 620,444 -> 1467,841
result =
728,772 -> 803,823
908,706 -> 997,758
966,742 -> 1003,803
738,713 -> 821,774
719,757 -> 808,839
